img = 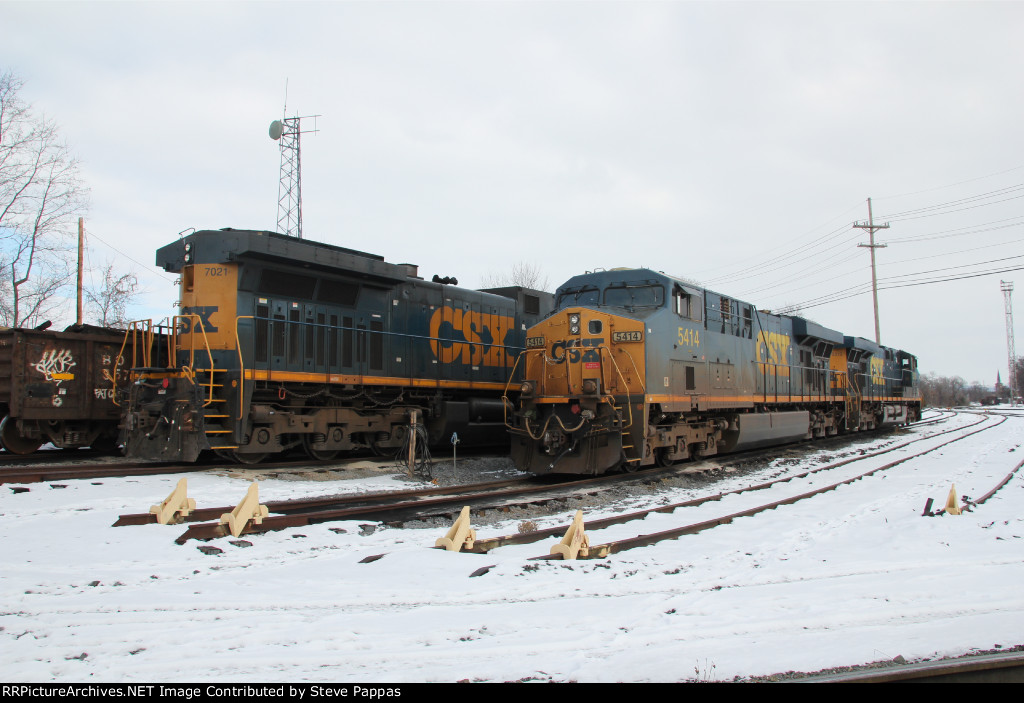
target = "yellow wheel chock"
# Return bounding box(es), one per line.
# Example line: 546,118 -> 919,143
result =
944,484 -> 961,516
219,482 -> 270,537
149,478 -> 197,525
550,510 -> 590,560
435,506 -> 477,552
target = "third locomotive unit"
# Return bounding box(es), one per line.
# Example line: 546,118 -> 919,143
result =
505,268 -> 921,475
122,229 -> 552,463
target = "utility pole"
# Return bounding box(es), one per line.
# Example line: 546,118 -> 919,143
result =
1002,280 -> 1016,406
77,217 -> 84,325
854,198 -> 889,344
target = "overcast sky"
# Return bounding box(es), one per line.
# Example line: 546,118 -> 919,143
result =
4,0 -> 1023,385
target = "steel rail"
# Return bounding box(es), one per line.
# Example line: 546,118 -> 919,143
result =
532,414 -> 1005,560
169,469 -> 687,543
793,650 -> 1024,683
466,411 -> 994,553
173,411 -> 987,545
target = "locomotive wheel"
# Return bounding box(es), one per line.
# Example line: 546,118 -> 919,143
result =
654,448 -> 675,468
0,416 -> 43,455
212,448 -> 236,463
302,435 -> 339,462
230,450 -> 268,465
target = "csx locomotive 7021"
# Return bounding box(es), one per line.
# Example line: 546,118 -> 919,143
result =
506,268 -> 921,475
122,229 -> 552,463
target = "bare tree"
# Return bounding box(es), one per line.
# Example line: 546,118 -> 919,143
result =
481,261 -> 550,292
0,71 -> 88,327
85,261 -> 138,328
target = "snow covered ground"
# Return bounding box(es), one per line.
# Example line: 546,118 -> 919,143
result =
2,409 -> 1023,683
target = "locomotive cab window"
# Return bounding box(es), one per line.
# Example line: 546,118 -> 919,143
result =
556,286 -> 600,310
672,285 -> 702,322
603,284 -> 664,309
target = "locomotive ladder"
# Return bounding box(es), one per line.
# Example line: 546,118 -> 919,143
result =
614,403 -> 642,465
194,366 -> 237,450
601,346 -> 644,467
843,373 -> 862,431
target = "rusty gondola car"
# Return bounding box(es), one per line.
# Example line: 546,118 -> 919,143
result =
0,324 -> 132,454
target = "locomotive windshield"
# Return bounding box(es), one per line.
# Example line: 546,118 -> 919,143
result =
555,285 -> 600,310
603,284 -> 664,309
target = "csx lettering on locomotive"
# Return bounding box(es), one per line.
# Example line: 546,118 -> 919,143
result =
179,306 -> 220,334
756,330 -> 791,375
428,305 -> 514,366
550,338 -> 603,364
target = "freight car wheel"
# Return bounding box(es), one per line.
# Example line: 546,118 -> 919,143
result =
0,416 -> 43,455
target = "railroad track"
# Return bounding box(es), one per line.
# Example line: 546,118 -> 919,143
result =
2,412 -> 954,486
0,444 -> 505,485
453,412 -> 1010,569
143,411 -> 993,546
791,650 -> 1024,683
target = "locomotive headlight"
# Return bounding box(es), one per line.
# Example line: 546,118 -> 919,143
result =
569,313 -> 581,335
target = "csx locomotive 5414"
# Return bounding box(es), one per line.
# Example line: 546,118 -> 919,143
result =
122,229 -> 552,463
506,268 -> 921,475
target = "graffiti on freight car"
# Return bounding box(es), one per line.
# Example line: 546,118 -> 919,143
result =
34,349 -> 76,384
428,305 -> 515,366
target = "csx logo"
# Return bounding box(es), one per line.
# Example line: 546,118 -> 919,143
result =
180,306 -> 219,334
870,357 -> 885,385
756,331 -> 791,376
429,306 -> 515,366
550,338 -> 604,364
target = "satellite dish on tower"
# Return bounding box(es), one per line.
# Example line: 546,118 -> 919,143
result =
268,120 -> 284,140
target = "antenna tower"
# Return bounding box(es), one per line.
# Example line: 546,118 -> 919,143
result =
1002,280 -> 1017,405
269,95 -> 319,239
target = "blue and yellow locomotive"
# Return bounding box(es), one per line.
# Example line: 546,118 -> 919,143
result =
121,229 -> 552,463
506,268 -> 921,475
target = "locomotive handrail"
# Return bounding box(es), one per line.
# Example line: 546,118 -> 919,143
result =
247,309 -> 524,383
501,348 -> 535,429
173,314 -> 216,408
598,344 -> 641,432
501,349 -> 589,440
112,319 -> 156,407
235,315 -> 252,420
